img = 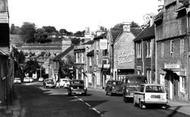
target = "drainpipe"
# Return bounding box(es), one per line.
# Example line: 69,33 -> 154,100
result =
186,7 -> 190,100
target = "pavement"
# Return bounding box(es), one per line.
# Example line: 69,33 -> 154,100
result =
0,86 -> 190,117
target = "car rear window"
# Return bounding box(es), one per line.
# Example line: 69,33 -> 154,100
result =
111,81 -> 122,85
145,85 -> 165,93
71,80 -> 84,84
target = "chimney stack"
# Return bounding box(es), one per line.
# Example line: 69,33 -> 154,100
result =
123,22 -> 131,32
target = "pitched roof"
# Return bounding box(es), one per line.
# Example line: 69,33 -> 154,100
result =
53,45 -> 74,61
83,40 -> 94,45
94,33 -> 107,40
133,25 -> 155,42
110,23 -> 142,43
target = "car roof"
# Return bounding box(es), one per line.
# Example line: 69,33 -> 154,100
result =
141,83 -> 164,87
71,79 -> 83,81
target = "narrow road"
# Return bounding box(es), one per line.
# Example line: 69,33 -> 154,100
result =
9,82 -> 190,117
14,83 -> 100,117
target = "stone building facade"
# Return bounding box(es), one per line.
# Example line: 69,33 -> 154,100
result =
155,0 -> 190,101
134,25 -> 155,83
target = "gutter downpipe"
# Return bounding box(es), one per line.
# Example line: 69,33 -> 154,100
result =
186,7 -> 190,100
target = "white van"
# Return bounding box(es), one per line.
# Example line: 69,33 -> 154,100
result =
133,84 -> 168,109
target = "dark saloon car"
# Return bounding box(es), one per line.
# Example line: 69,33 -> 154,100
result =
67,80 -> 87,96
105,80 -> 123,96
122,74 -> 147,102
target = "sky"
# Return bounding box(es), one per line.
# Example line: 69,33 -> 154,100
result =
8,0 -> 162,32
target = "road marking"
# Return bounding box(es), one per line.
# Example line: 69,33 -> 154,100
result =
73,96 -> 101,115
91,107 -> 101,114
85,102 -> 91,107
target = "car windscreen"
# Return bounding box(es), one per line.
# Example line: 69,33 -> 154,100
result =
71,80 -> 84,85
145,85 -> 165,93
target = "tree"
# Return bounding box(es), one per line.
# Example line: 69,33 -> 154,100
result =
11,47 -> 26,80
59,54 -> 75,78
131,21 -> 140,28
34,28 -> 51,43
71,37 -> 80,45
10,24 -> 21,34
10,24 -> 15,34
23,59 -> 40,77
59,28 -> 73,36
73,30 -> 85,37
42,26 -> 57,33
20,22 -> 36,43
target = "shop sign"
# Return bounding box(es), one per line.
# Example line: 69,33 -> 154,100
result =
164,63 -> 180,69
100,39 -> 107,50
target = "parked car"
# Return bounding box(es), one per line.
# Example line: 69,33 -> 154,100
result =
43,78 -> 56,88
67,79 -> 87,96
29,77 -> 34,82
59,78 -> 71,88
23,77 -> 30,83
38,77 -> 44,82
122,74 -> 147,102
133,84 -> 168,109
105,80 -> 123,96
14,77 -> 21,84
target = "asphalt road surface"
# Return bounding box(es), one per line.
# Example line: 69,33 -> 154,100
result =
11,82 -> 190,117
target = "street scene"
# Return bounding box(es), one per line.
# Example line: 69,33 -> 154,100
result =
1,82 -> 190,117
1,0 -> 190,117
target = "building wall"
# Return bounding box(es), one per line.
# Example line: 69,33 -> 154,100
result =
114,31 -> 135,80
155,1 -> 189,101
134,38 -> 155,83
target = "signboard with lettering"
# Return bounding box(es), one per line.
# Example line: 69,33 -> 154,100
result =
164,63 -> 180,69
100,39 -> 107,50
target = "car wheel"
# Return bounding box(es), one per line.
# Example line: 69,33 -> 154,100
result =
123,96 -> 127,102
108,90 -> 113,96
139,100 -> 145,109
133,100 -> 137,106
68,91 -> 72,96
106,91 -> 108,95
83,92 -> 87,96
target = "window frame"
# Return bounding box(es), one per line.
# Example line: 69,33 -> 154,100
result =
170,40 -> 174,56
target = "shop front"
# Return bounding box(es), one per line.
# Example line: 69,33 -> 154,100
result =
159,63 -> 188,101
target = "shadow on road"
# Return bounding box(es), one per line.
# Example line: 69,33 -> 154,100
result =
0,84 -> 101,117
